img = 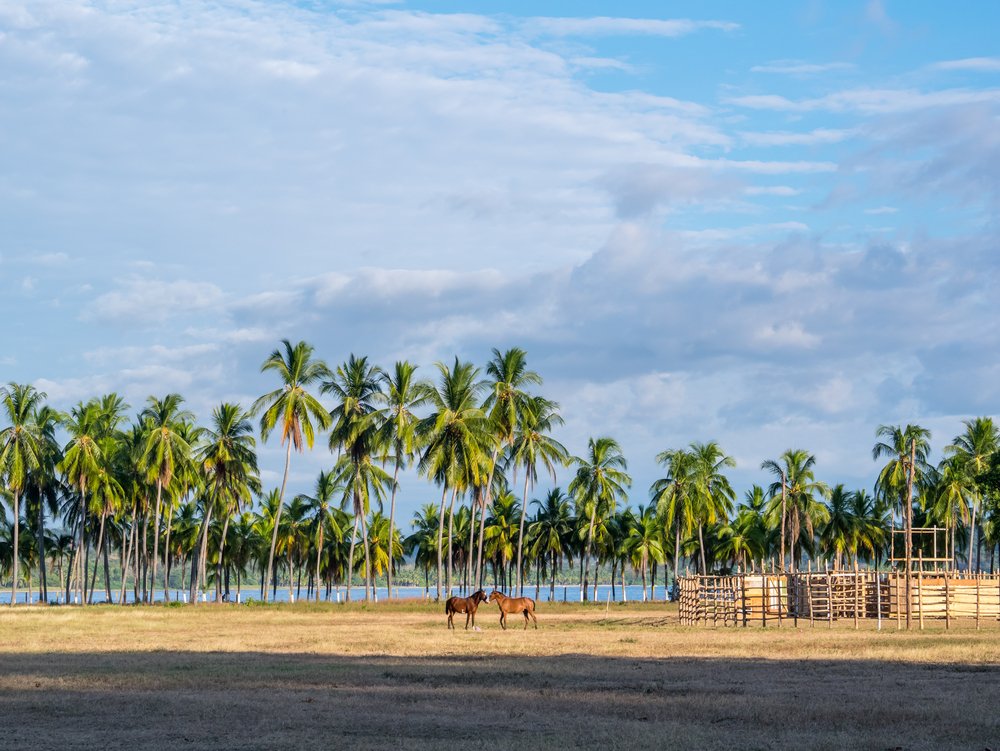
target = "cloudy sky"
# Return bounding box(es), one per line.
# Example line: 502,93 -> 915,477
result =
2,0 -> 998,516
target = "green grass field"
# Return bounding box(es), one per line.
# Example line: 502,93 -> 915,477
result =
1,601 -> 998,750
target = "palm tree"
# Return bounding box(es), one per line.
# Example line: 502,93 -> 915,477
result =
139,394 -> 193,603
689,441 -> 736,574
418,358 -> 489,600
0,384 -> 47,605
946,417 -> 998,571
57,398 -> 103,604
296,470 -> 342,602
478,348 -> 541,588
821,484 -> 855,569
873,423 -> 931,628
483,491 -> 519,590
252,340 -> 332,602
376,361 -> 429,600
22,405 -> 61,603
508,395 -> 567,595
325,354 -> 386,601
197,403 -> 259,603
763,449 -> 830,571
528,488 -> 574,600
569,437 -> 631,601
405,503 -> 440,595
651,448 -> 698,584
625,504 -> 665,601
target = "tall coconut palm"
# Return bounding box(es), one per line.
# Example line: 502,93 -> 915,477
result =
946,417 -> 998,571
0,384 -> 47,605
689,441 -> 736,574
569,437 -> 631,601
376,361 -> 429,599
196,403 -> 259,603
296,470 -> 342,602
651,448 -> 698,584
139,394 -> 193,603
625,504 -> 665,601
763,449 -> 830,571
478,348 -> 540,588
821,484 -> 855,569
528,487 -> 574,600
252,340 -> 332,603
57,399 -> 103,604
324,354 -> 385,601
22,405 -> 61,602
418,358 -> 489,600
873,423 -> 931,630
405,503 -> 441,595
508,395 -> 567,595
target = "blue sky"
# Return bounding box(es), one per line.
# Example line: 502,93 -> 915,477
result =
1,0 -> 998,517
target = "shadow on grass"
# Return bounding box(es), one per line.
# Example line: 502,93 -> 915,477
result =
1,650 -> 997,750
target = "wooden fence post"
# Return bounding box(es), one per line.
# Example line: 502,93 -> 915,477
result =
944,571 -> 950,630
917,552 -> 924,632
826,563 -> 833,629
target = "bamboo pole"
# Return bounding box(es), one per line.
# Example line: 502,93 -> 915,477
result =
976,572 -> 981,631
876,572 -> 882,632
853,561 -> 860,630
741,568 -> 747,628
944,570 -> 950,630
917,552 -> 924,631
826,563 -> 833,628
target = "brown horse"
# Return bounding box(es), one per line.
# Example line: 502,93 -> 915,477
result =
489,590 -> 538,630
445,590 -> 490,630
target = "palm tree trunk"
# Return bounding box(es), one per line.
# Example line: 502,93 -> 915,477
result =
87,510 -> 108,605
346,512 -> 359,602
387,458 -> 401,599
466,487 -> 478,595
264,440 -> 293,603
969,505 -> 977,572
215,511 -> 232,603
446,487 -> 457,597
162,501 -> 176,602
476,446 -> 501,589
314,523 -> 324,603
435,484 -> 448,602
698,524 -> 707,575
36,499 -> 47,603
583,506 -> 597,602
151,479 -> 164,605
641,555 -> 648,602
10,490 -> 20,606
120,509 -> 136,604
674,517 -> 681,588
189,505 -> 213,605
359,511 -> 373,602
780,473 -> 787,572
516,472 -> 530,597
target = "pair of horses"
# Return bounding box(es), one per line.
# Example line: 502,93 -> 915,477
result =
445,590 -> 538,631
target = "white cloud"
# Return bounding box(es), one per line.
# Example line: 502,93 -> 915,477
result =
86,279 -> 226,324
753,322 -> 820,349
751,60 -> 855,75
522,17 -> 738,38
727,88 -> 1000,114
740,128 -> 857,147
864,206 -> 898,215
931,57 -> 1000,73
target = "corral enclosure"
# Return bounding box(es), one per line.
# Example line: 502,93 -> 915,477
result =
678,569 -> 1000,628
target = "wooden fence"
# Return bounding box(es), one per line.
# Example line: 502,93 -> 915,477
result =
678,570 -> 1000,629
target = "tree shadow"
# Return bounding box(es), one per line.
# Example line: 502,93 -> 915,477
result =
1,650 -> 997,750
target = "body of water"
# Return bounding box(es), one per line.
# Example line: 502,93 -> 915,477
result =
0,584 -> 674,605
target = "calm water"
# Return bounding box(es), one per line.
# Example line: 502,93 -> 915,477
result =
0,584 -> 674,605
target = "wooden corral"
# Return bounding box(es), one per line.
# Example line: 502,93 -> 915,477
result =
678,568 -> 1000,630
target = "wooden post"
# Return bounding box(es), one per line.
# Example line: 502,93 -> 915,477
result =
905,439 -> 916,631
826,563 -> 833,628
741,569 -> 747,628
917,551 -> 924,632
775,561 -> 783,629
944,570 -> 950,630
761,574 -> 767,629
876,571 -> 882,632
853,561 -> 860,630
976,571 -> 981,631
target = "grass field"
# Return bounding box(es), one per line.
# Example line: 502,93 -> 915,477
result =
1,601 -> 999,750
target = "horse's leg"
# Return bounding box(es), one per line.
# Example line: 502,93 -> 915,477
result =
523,609 -> 529,630
465,610 -> 471,630
500,611 -> 506,630
447,609 -> 453,629
529,608 -> 538,629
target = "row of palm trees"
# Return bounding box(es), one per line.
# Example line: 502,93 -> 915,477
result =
1,340 -> 998,606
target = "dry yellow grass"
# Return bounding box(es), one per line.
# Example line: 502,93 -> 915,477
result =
1,601 -> 998,750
